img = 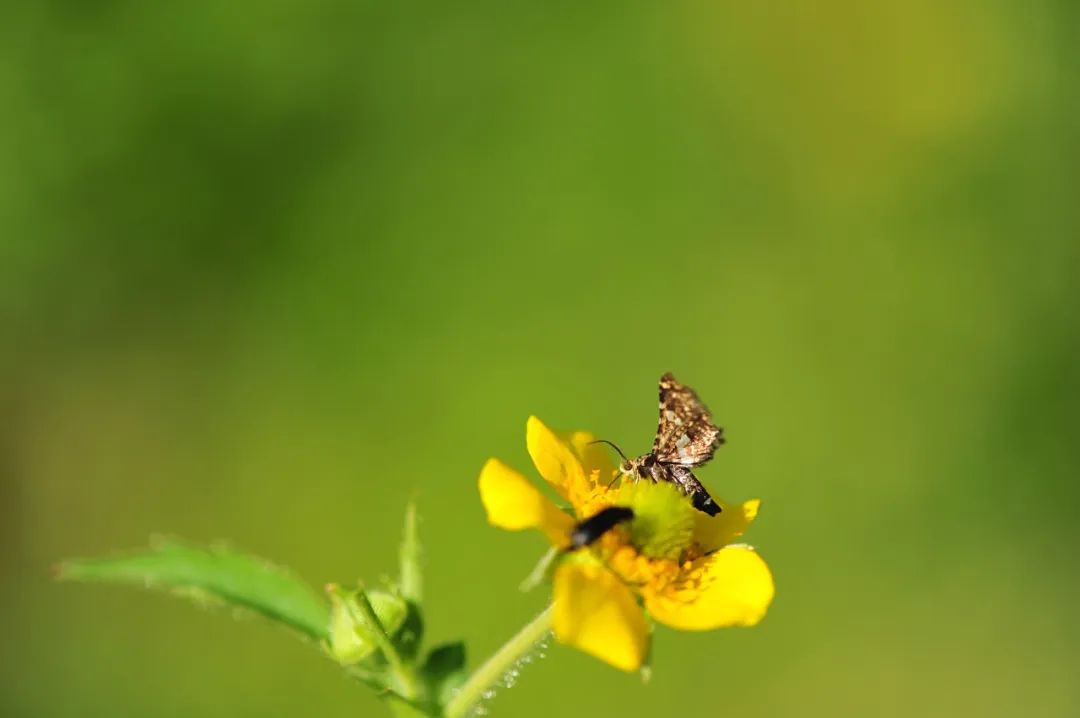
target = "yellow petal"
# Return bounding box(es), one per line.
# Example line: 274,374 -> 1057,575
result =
692,498 -> 761,553
526,416 -> 592,504
478,458 -> 575,545
553,562 -> 649,672
560,430 -> 617,484
645,545 -> 774,630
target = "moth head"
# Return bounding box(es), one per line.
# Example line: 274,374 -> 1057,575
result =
588,439 -> 635,476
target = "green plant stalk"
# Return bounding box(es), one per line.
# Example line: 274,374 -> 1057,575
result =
443,605 -> 554,718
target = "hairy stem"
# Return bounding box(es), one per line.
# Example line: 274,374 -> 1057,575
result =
443,605 -> 554,718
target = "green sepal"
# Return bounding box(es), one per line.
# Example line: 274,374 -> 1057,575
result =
369,587 -> 410,637
326,584 -> 409,665
55,538 -> 328,641
399,501 -> 423,604
395,501 -> 425,662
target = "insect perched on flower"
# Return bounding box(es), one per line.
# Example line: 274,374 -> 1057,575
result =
568,506 -> 635,550
597,373 -> 725,516
478,415 -> 774,672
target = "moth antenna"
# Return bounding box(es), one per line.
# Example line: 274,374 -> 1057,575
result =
588,439 -> 630,464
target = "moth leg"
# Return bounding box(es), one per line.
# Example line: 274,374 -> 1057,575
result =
606,470 -> 625,488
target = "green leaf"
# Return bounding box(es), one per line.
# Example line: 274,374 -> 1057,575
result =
420,641 -> 467,708
387,598 -> 422,664
386,696 -> 431,718
56,538 -> 328,641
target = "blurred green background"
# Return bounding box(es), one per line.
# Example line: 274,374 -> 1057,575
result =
3,1 -> 1078,716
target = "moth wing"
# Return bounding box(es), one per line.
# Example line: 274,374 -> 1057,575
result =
651,372 -> 724,467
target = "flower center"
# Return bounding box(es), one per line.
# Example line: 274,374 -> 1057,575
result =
613,481 -> 696,560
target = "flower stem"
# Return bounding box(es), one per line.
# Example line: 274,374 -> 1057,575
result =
443,605 -> 554,718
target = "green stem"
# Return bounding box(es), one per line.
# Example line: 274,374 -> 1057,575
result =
443,605 -> 554,718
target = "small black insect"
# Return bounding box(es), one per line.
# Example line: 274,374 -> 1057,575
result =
597,373 -> 724,516
567,506 -> 635,550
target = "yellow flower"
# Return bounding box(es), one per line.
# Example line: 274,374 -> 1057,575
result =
478,416 -> 775,672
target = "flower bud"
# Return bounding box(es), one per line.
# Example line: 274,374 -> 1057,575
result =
326,584 -> 408,665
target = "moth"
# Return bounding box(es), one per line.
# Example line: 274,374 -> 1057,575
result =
599,373 -> 724,516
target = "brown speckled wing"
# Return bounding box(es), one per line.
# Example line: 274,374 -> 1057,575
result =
651,372 -> 724,467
